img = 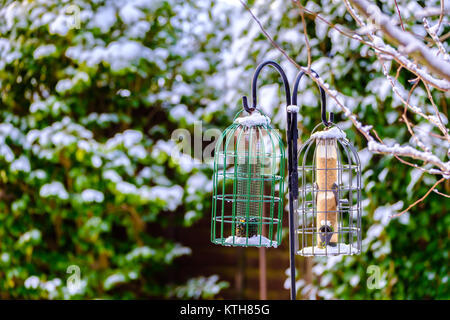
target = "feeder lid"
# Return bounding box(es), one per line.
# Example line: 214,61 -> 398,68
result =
311,126 -> 346,140
234,111 -> 271,128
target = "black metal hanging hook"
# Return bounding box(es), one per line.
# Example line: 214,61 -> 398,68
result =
242,60 -> 291,113
292,69 -> 333,127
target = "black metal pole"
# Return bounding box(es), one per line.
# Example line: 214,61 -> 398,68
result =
288,68 -> 331,300
286,109 -> 297,300
247,62 -> 332,300
249,60 -> 297,300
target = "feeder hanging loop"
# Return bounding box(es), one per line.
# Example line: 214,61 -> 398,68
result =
242,95 -> 254,114
292,69 -> 333,127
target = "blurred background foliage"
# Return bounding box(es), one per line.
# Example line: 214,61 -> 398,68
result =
0,0 -> 448,299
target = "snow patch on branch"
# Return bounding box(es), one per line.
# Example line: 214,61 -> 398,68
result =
368,141 -> 450,175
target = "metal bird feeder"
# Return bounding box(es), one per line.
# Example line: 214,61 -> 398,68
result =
211,61 -> 292,248
294,70 -> 362,257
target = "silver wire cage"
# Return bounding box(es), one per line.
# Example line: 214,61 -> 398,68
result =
296,124 -> 362,256
211,110 -> 285,248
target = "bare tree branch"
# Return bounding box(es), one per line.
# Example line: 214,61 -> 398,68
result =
436,0 -> 445,32
297,2 -> 311,69
433,188 -> 450,198
402,80 -> 430,152
391,177 -> 445,217
393,0 -> 405,31
238,0 -> 300,69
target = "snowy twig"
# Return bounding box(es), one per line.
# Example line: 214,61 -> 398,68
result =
315,2 -> 450,173
349,0 -> 450,82
413,5 -> 450,20
423,17 -> 449,61
368,141 -> 450,176
344,0 -> 450,140
371,127 -> 441,176
348,0 -> 450,82
378,60 -> 449,139
302,4 -> 450,91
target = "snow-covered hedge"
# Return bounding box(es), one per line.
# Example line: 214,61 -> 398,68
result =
0,0 -> 230,299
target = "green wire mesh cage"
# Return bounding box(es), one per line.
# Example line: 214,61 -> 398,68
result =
211,110 -> 285,248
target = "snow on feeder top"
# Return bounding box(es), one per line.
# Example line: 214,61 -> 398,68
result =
295,70 -> 362,256
211,61 -> 292,248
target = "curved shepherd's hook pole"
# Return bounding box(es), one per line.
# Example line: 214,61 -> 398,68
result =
290,69 -> 332,205
287,68 -> 332,300
242,60 -> 298,300
292,69 -> 333,126
242,60 -> 291,113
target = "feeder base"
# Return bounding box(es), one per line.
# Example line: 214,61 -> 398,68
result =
298,243 -> 359,256
224,235 -> 277,248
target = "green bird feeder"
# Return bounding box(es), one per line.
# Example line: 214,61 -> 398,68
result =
210,109 -> 286,248
210,61 -> 292,249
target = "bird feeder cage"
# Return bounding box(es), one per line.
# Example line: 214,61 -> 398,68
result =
211,61 -> 292,248
211,110 -> 285,247
295,71 -> 362,257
